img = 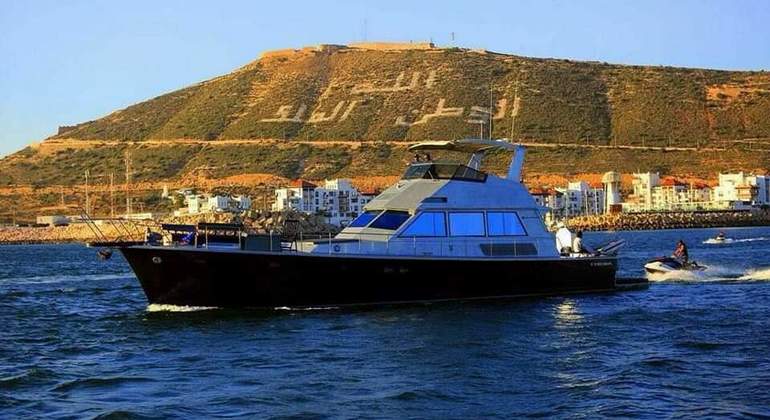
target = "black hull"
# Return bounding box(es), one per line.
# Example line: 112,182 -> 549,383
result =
119,246 -> 623,308
121,247 -> 617,308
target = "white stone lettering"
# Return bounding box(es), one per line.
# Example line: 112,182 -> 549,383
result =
465,98 -> 508,123
260,104 -> 308,123
352,72 -> 422,94
338,100 -> 359,121
395,98 -> 464,127
308,101 -> 346,123
425,70 -> 437,88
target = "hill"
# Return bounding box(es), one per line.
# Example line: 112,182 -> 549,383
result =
1,42 -> 769,219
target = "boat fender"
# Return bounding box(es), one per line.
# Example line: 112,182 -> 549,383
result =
333,244 -> 341,253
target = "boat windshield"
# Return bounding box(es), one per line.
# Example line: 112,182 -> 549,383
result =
402,163 -> 487,182
369,210 -> 411,230
348,210 -> 382,228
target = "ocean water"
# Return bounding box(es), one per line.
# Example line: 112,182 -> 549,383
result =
2,227 -> 770,418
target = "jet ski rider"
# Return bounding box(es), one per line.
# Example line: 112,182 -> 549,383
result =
673,240 -> 689,264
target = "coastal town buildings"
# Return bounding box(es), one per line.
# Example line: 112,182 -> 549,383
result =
530,188 -> 565,221
533,171 -> 770,218
713,173 -> 770,208
530,181 -> 604,221
272,179 -> 376,226
176,193 -> 252,216
621,172 -> 769,212
623,172 -> 713,212
557,181 -> 605,217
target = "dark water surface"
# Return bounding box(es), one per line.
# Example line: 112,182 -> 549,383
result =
2,227 -> 770,418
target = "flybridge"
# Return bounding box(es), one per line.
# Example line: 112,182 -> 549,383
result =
408,138 -> 526,181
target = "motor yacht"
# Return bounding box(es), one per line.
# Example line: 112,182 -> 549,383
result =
105,139 -> 643,308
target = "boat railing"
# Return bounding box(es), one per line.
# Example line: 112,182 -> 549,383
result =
286,232 -> 537,258
81,208 -> 157,246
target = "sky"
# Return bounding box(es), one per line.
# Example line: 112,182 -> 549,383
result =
1,0 -> 770,156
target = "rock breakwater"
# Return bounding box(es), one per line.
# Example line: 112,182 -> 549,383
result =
566,210 -> 770,232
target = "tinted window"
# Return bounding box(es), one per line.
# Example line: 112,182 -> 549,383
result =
401,212 -> 446,237
449,212 -> 485,236
348,210 -> 381,228
402,164 -> 430,180
487,212 -> 527,236
369,210 -> 411,230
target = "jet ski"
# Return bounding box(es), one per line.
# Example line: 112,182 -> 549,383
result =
703,232 -> 732,244
644,256 -> 707,274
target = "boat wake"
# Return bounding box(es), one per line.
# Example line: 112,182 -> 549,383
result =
702,237 -> 769,245
146,304 -> 218,312
647,265 -> 770,282
273,306 -> 340,311
738,267 -> 770,281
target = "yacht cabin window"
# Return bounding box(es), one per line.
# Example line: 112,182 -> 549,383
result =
486,212 -> 527,236
369,210 -> 411,230
448,212 -> 485,236
401,212 -> 447,237
348,210 -> 382,228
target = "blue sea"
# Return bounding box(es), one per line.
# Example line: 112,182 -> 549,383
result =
2,227 -> 770,418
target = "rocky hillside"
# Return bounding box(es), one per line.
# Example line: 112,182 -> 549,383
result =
2,42 -> 770,188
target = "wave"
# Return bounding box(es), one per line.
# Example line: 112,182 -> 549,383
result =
52,376 -> 153,392
648,265 -> 770,282
273,306 -> 340,311
146,304 -> 218,312
92,409 -> 164,420
703,237 -> 769,245
0,272 -> 134,285
0,368 -> 53,389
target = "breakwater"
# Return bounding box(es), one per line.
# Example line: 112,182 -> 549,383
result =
0,211 -> 337,244
566,210 -> 770,232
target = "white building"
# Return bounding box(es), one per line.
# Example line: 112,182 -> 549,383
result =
530,188 -> 565,223
623,172 -> 713,212
713,173 -> 770,208
557,181 -> 605,217
184,194 -> 252,215
627,172 -> 660,210
530,180 -> 603,220
272,179 -> 376,226
602,171 -> 622,213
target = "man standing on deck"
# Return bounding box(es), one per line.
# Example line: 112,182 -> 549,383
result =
555,222 -> 573,255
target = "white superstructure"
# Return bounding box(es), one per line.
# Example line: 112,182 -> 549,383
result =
309,139 -> 561,258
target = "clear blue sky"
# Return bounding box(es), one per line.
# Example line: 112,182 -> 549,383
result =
2,0 -> 769,156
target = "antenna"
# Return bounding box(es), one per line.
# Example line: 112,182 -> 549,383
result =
84,169 -> 90,215
489,84 -> 494,140
125,151 -> 132,216
109,172 -> 115,218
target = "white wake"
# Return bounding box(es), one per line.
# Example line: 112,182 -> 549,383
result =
146,304 -> 218,312
647,264 -> 770,282
703,237 -> 769,245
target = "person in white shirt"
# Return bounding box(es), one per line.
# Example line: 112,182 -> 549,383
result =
572,231 -> 595,256
554,222 -> 573,255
